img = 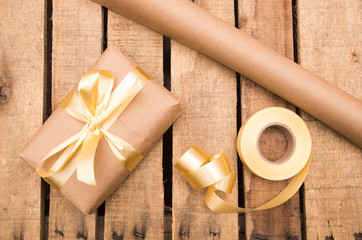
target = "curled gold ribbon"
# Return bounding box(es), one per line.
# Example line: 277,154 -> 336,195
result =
36,67 -> 150,190
175,107 -> 312,213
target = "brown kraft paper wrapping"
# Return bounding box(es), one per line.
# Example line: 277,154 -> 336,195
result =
19,46 -> 181,214
92,0 -> 362,147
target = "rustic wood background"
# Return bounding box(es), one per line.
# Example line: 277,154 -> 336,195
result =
0,0 -> 361,239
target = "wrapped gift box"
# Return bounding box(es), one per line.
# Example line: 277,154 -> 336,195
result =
19,46 -> 181,214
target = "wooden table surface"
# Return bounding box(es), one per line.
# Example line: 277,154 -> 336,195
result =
1,0 -> 361,239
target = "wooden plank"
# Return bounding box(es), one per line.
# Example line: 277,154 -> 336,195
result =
103,11 -> 164,240
0,0 -> 45,239
48,0 -> 102,239
171,1 -> 238,239
237,1 -> 302,239
297,1 -> 362,239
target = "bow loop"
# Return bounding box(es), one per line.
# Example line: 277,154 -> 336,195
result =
78,70 -> 114,118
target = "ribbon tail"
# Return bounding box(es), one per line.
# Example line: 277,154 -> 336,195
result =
36,129 -> 87,178
254,156 -> 311,210
205,157 -> 311,213
205,187 -> 253,213
101,129 -> 143,171
76,130 -> 102,186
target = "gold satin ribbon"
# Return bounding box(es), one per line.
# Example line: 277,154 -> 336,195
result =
36,67 -> 150,190
175,107 -> 312,213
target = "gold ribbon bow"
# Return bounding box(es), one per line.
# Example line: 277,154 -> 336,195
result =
36,67 -> 150,190
176,145 -> 310,213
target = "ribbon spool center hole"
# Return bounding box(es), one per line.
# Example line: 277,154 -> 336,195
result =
257,123 -> 296,164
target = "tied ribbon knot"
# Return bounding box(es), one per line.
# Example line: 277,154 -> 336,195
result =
36,67 -> 150,190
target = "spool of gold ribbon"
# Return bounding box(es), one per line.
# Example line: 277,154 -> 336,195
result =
175,107 -> 312,213
36,67 -> 150,190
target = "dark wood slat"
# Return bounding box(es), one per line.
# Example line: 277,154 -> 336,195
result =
297,0 -> 362,238
171,0 -> 239,239
238,0 -> 302,239
0,0 -> 46,238
103,10 -> 165,240
48,1 -> 102,239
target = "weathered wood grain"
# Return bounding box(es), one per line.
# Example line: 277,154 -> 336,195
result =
237,1 -> 302,239
0,0 -> 45,239
103,11 -> 164,240
297,1 -> 362,239
49,0 -> 102,239
172,0 -> 239,239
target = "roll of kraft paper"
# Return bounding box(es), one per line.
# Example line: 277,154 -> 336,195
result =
175,107 -> 311,213
92,0 -> 362,147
